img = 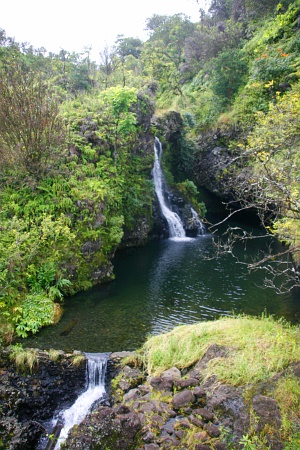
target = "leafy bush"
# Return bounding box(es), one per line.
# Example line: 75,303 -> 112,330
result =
251,52 -> 294,88
14,294 -> 54,337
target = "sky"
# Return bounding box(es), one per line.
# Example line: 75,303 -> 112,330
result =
1,0 -> 207,62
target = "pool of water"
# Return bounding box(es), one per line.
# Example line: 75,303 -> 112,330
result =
22,231 -> 300,353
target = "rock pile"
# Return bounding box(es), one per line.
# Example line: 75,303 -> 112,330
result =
63,346 -> 244,449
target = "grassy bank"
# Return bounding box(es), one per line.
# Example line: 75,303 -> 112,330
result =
142,315 -> 300,385
138,315 -> 300,448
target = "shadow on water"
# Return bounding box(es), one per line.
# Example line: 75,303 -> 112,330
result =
22,229 -> 300,353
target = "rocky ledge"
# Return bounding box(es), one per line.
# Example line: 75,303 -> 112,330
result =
63,345 -> 297,450
2,343 -> 299,449
0,349 -> 86,450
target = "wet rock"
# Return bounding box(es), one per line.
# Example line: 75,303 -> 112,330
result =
173,389 -> 196,409
194,408 -> 214,422
252,395 -> 282,431
159,402 -> 177,418
63,405 -> 142,449
204,423 -> 221,438
0,417 -> 42,450
160,435 -> 181,447
252,395 -> 284,449
150,376 -> 174,391
164,420 -> 175,434
188,414 -> 204,428
143,431 -> 155,442
110,351 -> 134,360
214,442 -> 229,449
174,417 -> 191,429
206,383 -> 246,432
152,112 -> 183,143
174,377 -> 199,389
121,216 -> 152,248
195,444 -> 212,450
112,364 -> 145,396
122,365 -> 144,386
193,386 -> 207,405
114,404 -> 131,415
161,367 -> 181,379
133,400 -> 160,415
175,429 -> 185,439
118,379 -> 131,391
123,388 -> 141,402
193,128 -> 240,200
144,444 -> 160,450
151,414 -> 166,430
139,384 -> 151,395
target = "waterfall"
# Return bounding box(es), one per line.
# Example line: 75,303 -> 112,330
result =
50,353 -> 109,450
191,207 -> 205,236
153,138 -> 186,239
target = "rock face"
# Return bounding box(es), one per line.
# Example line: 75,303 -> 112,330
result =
121,217 -> 152,248
193,128 -> 240,201
151,111 -> 184,143
0,349 -> 86,450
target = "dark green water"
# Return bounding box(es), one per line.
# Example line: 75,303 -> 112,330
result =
23,231 -> 300,353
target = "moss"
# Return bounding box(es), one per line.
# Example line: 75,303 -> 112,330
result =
71,354 -> 86,367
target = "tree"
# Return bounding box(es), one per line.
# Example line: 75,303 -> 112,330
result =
99,45 -> 118,88
184,22 -> 245,77
0,59 -> 65,178
210,48 -> 248,102
115,35 -> 143,59
142,14 -> 196,94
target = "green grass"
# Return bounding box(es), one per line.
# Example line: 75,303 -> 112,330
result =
9,344 -> 39,372
48,348 -> 61,362
275,375 -> 300,442
142,315 -> 300,385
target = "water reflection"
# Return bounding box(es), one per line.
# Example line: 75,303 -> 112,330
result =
22,235 -> 300,352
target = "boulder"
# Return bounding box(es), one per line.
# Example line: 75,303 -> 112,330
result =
172,390 -> 196,409
161,367 -> 181,379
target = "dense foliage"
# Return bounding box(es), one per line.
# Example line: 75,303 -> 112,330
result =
1,0 -> 300,341
0,53 -> 154,341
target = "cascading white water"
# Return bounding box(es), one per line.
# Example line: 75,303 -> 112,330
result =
191,207 -> 205,236
52,353 -> 108,450
153,138 -> 186,239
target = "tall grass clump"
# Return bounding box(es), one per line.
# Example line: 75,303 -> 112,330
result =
143,315 -> 300,385
9,344 -> 39,373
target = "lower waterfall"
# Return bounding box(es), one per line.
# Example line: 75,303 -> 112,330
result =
153,138 -> 186,239
48,353 -> 109,450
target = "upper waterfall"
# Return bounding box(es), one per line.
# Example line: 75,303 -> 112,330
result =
153,138 -> 186,239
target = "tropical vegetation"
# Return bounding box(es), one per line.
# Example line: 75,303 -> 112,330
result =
0,0 -> 300,342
